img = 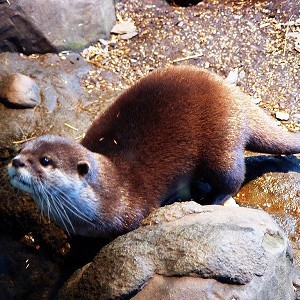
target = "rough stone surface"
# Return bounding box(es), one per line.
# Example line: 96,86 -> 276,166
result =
0,52 -> 100,146
0,50 -> 118,299
0,73 -> 40,108
57,202 -> 295,300
0,0 -> 116,54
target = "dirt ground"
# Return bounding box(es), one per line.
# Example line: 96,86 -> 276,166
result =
84,0 -> 300,130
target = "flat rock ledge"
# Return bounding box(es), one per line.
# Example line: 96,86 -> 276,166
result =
57,202 -> 296,300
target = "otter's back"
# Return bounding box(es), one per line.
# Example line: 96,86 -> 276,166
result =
81,66 -> 246,163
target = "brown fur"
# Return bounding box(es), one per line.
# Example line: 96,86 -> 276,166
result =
82,66 -> 300,208
9,66 -> 300,237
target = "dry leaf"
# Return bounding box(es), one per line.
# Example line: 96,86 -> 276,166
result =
111,20 -> 137,35
120,32 -> 138,40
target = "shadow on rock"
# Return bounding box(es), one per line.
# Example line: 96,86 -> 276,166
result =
244,154 -> 300,185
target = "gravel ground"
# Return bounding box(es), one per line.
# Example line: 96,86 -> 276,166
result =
82,0 -> 300,130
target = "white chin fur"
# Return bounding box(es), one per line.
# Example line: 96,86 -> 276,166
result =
8,167 -> 33,194
10,177 -> 33,194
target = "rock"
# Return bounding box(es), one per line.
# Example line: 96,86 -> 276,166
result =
57,202 -> 296,300
0,52 -> 98,145
239,155 -> 300,268
0,0 -> 116,54
0,73 -> 40,108
0,51 -> 122,146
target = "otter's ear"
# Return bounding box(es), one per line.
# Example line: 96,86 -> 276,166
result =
77,161 -> 90,176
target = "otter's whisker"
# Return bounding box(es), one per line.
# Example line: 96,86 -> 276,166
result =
55,200 -> 75,235
34,182 -> 52,223
46,188 -> 75,235
36,186 -> 45,221
50,195 -> 72,235
50,185 -> 95,225
33,181 -> 70,233
61,200 -> 95,227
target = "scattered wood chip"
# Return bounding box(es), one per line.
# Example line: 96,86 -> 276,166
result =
287,32 -> 300,52
173,53 -> 203,63
74,134 -> 85,140
12,136 -> 37,144
252,97 -> 262,104
293,114 -> 300,119
260,23 -> 270,28
64,123 -> 78,131
99,39 -> 109,46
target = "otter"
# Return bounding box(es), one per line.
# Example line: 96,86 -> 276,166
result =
7,66 -> 300,237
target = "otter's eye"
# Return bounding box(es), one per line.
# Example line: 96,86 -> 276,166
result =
39,157 -> 52,167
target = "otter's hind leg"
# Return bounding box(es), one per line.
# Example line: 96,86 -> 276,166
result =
203,149 -> 245,205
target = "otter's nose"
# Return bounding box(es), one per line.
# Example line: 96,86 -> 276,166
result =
12,158 -> 25,168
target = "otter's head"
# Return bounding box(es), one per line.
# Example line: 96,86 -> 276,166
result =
7,135 -> 101,236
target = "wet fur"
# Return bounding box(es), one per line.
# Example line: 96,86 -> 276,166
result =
8,66 -> 300,237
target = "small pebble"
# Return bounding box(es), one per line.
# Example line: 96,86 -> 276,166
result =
275,111 -> 290,121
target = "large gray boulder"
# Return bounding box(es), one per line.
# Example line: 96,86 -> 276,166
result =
57,202 -> 296,300
0,0 -> 116,54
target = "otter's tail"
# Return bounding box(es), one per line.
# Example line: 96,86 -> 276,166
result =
246,104 -> 300,155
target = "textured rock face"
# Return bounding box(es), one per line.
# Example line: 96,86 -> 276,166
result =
0,52 -> 96,145
57,202 -> 295,300
0,0 -> 116,54
0,73 -> 40,108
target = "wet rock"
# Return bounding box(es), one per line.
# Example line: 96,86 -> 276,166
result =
57,202 -> 295,300
238,154 -> 300,268
0,0 -> 116,54
0,73 -> 40,108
